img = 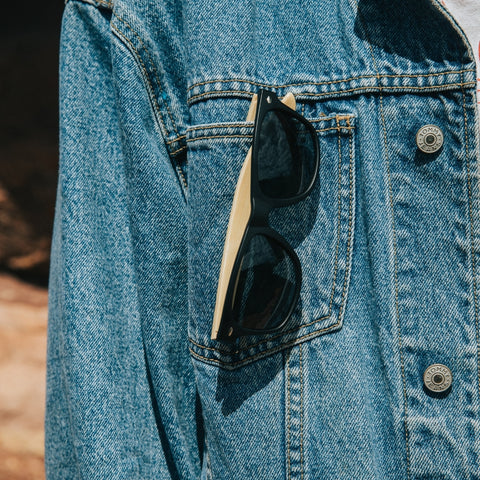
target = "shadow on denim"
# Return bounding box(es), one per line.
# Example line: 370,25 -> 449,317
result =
215,344 -> 294,417
414,148 -> 443,166
354,0 -> 463,63
212,184 -> 320,415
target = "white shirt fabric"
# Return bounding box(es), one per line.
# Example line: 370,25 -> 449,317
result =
441,0 -> 480,108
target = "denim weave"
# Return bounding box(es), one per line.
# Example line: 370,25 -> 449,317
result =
46,0 -> 480,478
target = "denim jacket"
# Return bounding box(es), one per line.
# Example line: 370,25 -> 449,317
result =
46,0 -> 480,478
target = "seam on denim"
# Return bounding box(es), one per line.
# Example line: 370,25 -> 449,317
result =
110,23 -> 169,139
381,92 -> 411,480
310,116 -> 354,326
339,122 -> 355,319
188,90 -> 254,103
299,343 -> 304,480
308,115 -> 354,123
300,82 -> 476,95
285,347 -> 302,479
301,83 -> 475,94
176,164 -> 188,190
187,82 -> 476,104
334,114 -> 354,122
188,311 -> 332,354
113,13 -> 180,136
185,118 -> 352,134
188,320 -> 341,367
351,0 -> 411,475
110,22 -> 188,191
186,127 -> 354,144
166,134 -> 186,145
111,18 -> 189,194
461,76 -> 480,399
170,145 -> 187,156
328,118 -> 344,316
314,117 -> 355,126
187,123 -> 254,132
332,120 -> 354,323
187,69 -> 476,92
287,349 -> 292,480
189,127 -> 354,141
319,125 -> 355,131
301,103 -> 306,117
186,134 -> 253,143
313,126 -> 355,132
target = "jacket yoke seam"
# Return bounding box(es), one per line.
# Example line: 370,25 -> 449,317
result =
187,69 -> 476,93
113,12 -> 180,135
187,82 -> 476,105
110,19 -> 188,190
461,73 -> 480,400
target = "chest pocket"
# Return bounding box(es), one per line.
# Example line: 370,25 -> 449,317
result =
187,103 -> 356,369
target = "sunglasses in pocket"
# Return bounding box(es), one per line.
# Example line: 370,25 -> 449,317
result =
211,89 -> 320,341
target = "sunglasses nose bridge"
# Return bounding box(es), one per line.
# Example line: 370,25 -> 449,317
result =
250,196 -> 272,226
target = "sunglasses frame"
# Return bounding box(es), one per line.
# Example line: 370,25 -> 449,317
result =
215,89 -> 320,342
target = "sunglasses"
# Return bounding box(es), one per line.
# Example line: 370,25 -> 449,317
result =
211,89 -> 320,342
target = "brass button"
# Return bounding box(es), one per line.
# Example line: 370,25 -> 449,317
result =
423,364 -> 452,393
416,125 -> 443,153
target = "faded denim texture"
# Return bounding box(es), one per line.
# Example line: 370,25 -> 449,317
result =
46,0 -> 480,478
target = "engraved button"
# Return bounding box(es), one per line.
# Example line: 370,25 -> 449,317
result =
416,125 -> 444,153
423,364 -> 452,393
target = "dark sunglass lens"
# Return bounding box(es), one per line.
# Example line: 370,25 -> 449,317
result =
231,234 -> 298,331
257,109 -> 316,199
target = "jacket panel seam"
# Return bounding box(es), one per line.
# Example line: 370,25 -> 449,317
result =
380,93 -> 412,480
300,344 -> 304,480
185,126 -> 354,144
286,349 -> 292,480
461,74 -> 480,400
355,0 -> 412,480
187,82 -> 476,105
185,116 -> 353,136
187,123 -> 254,132
112,13 -> 180,135
110,16 -> 188,191
285,345 -> 304,480
350,0 -> 411,476
331,119 -> 345,319
185,116 -> 354,142
338,120 -> 355,322
187,69 -> 476,93
170,145 -> 187,156
110,22 -> 169,137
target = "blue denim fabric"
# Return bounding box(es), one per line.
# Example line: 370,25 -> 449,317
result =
46,0 -> 480,478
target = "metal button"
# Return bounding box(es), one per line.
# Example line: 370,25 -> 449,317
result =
423,364 -> 452,393
416,125 -> 443,153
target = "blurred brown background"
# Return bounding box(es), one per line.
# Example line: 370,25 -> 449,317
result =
1,1 -> 63,478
